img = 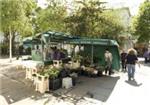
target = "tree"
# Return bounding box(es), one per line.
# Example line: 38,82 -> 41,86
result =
0,0 -> 36,61
131,0 -> 150,43
35,0 -> 67,33
65,0 -> 105,37
98,10 -> 124,39
0,0 -> 36,37
65,0 -> 124,38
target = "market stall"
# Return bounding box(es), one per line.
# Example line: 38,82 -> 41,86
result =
21,31 -> 121,93
65,38 -> 120,70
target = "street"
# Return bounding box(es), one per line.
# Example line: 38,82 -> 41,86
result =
0,58 -> 150,105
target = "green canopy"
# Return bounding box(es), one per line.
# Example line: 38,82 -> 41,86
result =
65,38 -> 120,70
23,37 -> 33,44
36,31 -> 79,43
65,38 -> 119,46
23,31 -> 120,70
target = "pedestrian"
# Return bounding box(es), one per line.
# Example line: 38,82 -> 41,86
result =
43,48 -> 48,61
126,48 -> 140,81
121,49 -> 127,72
52,46 -> 58,60
104,49 -> 113,75
143,49 -> 150,63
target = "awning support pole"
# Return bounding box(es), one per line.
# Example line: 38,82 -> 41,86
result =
91,43 -> 94,65
41,37 -> 44,61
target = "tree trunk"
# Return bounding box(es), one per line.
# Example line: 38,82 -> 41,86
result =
11,33 -> 16,55
4,32 -> 9,55
9,27 -> 12,62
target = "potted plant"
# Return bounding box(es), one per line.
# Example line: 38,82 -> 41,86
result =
47,67 -> 61,90
72,55 -> 82,63
70,55 -> 82,74
35,66 -> 49,93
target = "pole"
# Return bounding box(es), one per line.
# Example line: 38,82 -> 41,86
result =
91,44 -> 94,65
9,27 -> 12,62
41,37 -> 44,61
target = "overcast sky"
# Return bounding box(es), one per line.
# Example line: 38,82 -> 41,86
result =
38,0 -> 145,16
104,0 -> 145,15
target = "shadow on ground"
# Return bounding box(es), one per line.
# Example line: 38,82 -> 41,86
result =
0,67 -> 43,104
138,58 -> 150,67
143,63 -> 150,67
125,80 -> 142,87
53,75 -> 120,103
0,65 -> 120,104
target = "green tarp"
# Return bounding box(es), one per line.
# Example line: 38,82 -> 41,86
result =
66,38 -> 120,70
22,31 -> 121,70
65,38 -> 119,46
83,45 -> 120,70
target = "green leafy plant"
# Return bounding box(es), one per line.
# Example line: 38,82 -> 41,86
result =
45,67 -> 60,79
73,55 -> 82,62
36,65 -> 60,79
37,66 -> 48,76
131,0 -> 150,43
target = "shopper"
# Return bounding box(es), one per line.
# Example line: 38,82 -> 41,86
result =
104,49 -> 113,75
121,50 -> 127,72
126,48 -> 140,81
143,49 -> 150,63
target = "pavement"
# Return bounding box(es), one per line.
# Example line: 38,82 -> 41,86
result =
0,58 -> 42,104
105,62 -> 150,105
0,58 -> 150,105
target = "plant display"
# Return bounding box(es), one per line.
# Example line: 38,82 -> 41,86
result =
72,54 -> 82,62
46,67 -> 60,79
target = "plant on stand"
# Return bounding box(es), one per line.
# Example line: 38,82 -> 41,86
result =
46,67 -> 61,90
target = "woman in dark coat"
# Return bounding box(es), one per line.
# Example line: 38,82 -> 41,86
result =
126,48 -> 140,81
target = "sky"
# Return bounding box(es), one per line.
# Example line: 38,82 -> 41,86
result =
38,0 -> 145,16
103,0 -> 145,15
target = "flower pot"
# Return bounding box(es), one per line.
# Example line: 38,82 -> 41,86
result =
25,68 -> 32,79
62,77 -> 73,89
49,78 -> 61,90
35,74 -> 49,93
53,60 -> 62,68
59,69 -> 68,78
71,77 -> 76,86
72,60 -> 80,69
97,71 -> 103,77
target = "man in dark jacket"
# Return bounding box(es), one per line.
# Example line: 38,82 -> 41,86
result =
121,50 -> 127,72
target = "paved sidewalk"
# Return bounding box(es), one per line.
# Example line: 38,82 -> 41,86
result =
105,62 -> 150,105
0,58 -> 150,105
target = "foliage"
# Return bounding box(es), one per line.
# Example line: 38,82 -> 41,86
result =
35,1 -> 67,33
0,0 -> 125,45
73,54 -> 82,62
99,10 -> 124,39
0,0 -> 37,57
37,66 -> 60,79
131,0 -> 150,43
0,0 -> 37,38
0,44 -> 9,55
64,0 -> 124,38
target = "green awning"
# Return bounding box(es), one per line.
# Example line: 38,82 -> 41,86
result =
23,31 -> 119,47
40,31 -> 79,43
23,37 -> 33,44
65,38 -> 119,46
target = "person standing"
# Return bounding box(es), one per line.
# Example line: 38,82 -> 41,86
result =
121,50 -> 127,72
104,49 -> 113,75
143,49 -> 149,63
126,48 -> 140,81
